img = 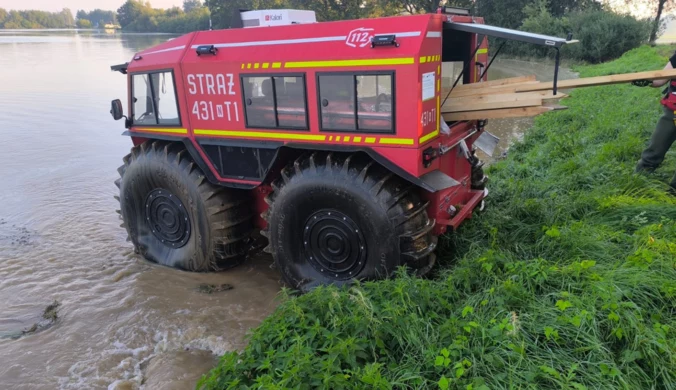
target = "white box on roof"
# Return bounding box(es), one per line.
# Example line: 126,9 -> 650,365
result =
240,10 -> 317,28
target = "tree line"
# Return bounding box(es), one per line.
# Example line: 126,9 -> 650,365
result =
0,0 -> 668,63
0,8 -> 74,29
114,0 -> 655,62
116,0 -> 210,33
75,9 -> 118,28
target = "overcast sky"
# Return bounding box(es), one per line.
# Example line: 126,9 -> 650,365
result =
1,0 -> 184,12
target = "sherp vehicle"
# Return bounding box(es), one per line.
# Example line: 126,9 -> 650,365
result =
110,7 -> 572,290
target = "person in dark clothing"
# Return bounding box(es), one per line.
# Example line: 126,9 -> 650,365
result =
633,52 -> 676,191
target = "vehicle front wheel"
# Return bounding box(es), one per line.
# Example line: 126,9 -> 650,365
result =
116,141 -> 253,271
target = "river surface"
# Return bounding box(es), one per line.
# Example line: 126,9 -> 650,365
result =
0,30 -> 574,389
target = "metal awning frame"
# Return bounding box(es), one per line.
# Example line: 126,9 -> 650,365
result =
445,22 -> 578,95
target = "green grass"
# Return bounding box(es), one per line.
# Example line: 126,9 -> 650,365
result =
199,45 -> 676,390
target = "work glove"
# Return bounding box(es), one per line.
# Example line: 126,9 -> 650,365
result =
632,79 -> 652,87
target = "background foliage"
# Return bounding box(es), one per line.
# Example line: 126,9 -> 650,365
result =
0,0 -> 658,63
0,8 -> 74,29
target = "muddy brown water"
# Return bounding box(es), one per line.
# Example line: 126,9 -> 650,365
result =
482,58 -> 578,159
0,31 -> 575,389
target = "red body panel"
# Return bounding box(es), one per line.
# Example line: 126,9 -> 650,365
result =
122,12 -> 489,235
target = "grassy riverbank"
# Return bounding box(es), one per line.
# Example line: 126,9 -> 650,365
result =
200,46 -> 676,389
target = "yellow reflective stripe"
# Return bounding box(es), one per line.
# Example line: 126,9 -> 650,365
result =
344,136 -> 350,142
436,96 -> 440,132
379,138 -> 414,145
272,62 -> 282,68
262,63 -> 270,69
284,58 -> 415,68
194,129 -> 326,141
365,137 -> 376,143
247,63 -> 252,69
419,130 -> 439,144
419,56 -> 427,63
353,136 -> 362,142
336,136 -> 341,141
241,64 -> 245,69
477,48 -> 488,54
254,63 -> 260,69
134,127 -> 187,134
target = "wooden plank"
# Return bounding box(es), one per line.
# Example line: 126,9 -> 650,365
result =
443,97 -> 543,113
451,75 -> 537,90
442,105 -> 567,121
445,81 -> 542,97
444,91 -> 566,107
515,68 -> 676,92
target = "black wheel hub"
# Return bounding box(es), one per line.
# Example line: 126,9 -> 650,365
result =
145,188 -> 190,248
303,209 -> 366,280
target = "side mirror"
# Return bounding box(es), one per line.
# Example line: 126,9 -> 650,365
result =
110,99 -> 124,121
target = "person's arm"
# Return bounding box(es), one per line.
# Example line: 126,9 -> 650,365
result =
652,61 -> 673,88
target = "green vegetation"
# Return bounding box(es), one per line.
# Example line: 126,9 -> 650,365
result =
116,0 -> 209,33
75,9 -> 117,28
0,8 -> 74,29
505,1 -> 651,63
199,45 -> 676,389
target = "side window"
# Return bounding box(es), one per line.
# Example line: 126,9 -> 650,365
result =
242,75 -> 308,129
357,74 -> 392,131
132,71 -> 180,126
318,75 -> 355,130
318,73 -> 394,133
151,72 -> 179,125
133,74 -> 155,125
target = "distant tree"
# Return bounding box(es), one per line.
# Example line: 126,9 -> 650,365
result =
547,0 -> 600,16
60,8 -> 74,26
76,19 -> 93,28
393,0 -> 473,14
76,9 -> 117,26
183,0 -> 204,13
474,0 -> 533,28
205,0 -> 245,29
117,0 -> 148,28
0,8 -> 75,29
617,0 -> 674,44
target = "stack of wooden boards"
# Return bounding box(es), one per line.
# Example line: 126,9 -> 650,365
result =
442,68 -> 676,122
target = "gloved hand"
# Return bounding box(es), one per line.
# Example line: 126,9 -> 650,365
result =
632,79 -> 652,87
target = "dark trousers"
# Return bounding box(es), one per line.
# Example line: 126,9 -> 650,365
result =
636,106 -> 676,188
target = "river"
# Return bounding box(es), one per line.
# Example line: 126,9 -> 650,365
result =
0,30 -> 575,389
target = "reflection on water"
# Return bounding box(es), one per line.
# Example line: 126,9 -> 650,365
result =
0,30 -> 281,390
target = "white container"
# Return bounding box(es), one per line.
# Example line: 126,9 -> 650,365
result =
240,10 -> 317,28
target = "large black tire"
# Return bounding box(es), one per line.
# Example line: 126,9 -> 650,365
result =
262,152 -> 437,291
116,141 -> 253,271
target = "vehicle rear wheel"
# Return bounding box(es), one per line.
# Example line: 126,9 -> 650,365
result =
116,141 -> 253,271
262,152 -> 436,291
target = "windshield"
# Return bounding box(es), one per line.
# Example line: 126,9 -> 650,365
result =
132,71 -> 180,126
